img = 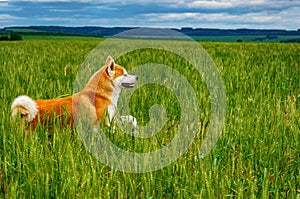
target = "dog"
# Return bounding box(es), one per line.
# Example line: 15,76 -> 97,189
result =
11,56 -> 138,136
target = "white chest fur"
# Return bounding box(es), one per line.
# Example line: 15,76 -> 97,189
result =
108,87 -> 121,122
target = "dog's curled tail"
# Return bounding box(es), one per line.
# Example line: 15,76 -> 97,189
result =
11,95 -> 38,122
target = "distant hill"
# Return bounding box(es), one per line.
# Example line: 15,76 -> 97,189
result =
1,26 -> 300,42
1,26 -> 135,37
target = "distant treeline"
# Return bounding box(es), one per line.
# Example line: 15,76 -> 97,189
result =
1,26 -> 300,42
0,26 -> 132,37
0,33 -> 22,41
280,38 -> 300,43
179,27 -> 300,36
1,26 -> 300,37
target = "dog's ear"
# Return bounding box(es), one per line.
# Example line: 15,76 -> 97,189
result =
106,56 -> 115,77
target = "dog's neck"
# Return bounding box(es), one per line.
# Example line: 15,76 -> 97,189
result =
107,86 -> 121,122
110,86 -> 121,107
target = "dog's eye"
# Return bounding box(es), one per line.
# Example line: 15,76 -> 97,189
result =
124,74 -> 128,77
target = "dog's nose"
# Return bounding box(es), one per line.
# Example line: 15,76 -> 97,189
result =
136,76 -> 139,81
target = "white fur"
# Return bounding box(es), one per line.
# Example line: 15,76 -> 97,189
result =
107,65 -> 139,133
107,82 -> 123,122
120,115 -> 138,130
11,95 -> 38,122
108,67 -> 138,122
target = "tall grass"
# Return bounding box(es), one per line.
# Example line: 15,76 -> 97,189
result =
0,40 -> 299,198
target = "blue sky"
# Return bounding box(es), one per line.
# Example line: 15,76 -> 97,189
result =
0,0 -> 299,30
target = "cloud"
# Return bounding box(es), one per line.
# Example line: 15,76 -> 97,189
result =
0,0 -> 299,29
186,0 -> 299,9
12,0 -> 87,2
0,1 -> 20,10
140,9 -> 296,29
187,0 -> 235,9
0,14 -> 25,22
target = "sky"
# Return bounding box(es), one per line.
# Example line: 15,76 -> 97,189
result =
0,0 -> 300,30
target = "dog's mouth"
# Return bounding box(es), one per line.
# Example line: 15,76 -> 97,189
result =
121,83 -> 135,88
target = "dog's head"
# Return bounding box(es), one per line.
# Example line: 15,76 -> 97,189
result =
105,56 -> 138,89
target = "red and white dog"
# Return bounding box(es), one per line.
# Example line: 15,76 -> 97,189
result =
11,56 -> 138,135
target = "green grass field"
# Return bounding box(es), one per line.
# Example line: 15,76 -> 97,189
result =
0,39 -> 299,198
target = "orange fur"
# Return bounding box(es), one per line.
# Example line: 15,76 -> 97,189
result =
11,56 -> 138,134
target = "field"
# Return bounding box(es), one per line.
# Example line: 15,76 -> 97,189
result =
0,39 -> 299,198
